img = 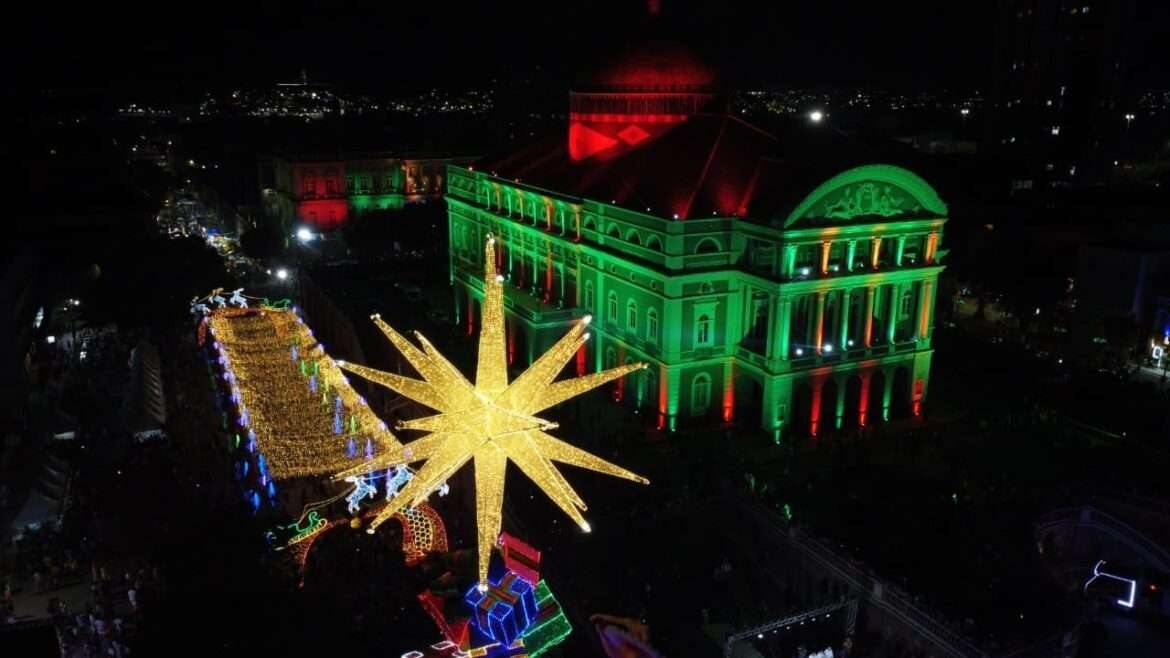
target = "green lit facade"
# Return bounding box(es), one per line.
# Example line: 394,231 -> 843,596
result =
258,153 -> 474,231
445,164 -> 946,439
443,44 -> 947,439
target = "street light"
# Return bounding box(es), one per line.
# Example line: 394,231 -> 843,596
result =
809,110 -> 824,123
276,268 -> 289,281
296,227 -> 313,242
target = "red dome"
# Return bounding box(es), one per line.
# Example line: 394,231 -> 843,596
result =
578,41 -> 717,93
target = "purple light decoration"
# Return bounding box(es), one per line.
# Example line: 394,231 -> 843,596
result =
333,411 -> 342,435
346,438 -> 357,458
335,396 -> 343,412
309,375 -> 318,393
365,438 -> 374,459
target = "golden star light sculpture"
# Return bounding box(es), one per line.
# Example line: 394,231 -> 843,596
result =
335,236 -> 649,585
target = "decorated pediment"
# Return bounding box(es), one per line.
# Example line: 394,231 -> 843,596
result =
820,181 -> 916,220
780,164 -> 947,229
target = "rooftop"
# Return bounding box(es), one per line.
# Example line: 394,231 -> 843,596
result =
482,113 -> 933,224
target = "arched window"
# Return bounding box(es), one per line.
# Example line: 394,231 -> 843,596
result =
583,216 -> 597,231
605,347 -> 617,369
584,281 -> 594,311
646,235 -> 663,252
607,292 -> 619,323
607,224 -> 622,240
691,373 -> 712,414
626,300 -> 638,332
647,309 -> 659,343
694,238 -> 722,254
303,173 -> 316,195
626,230 -> 642,246
695,313 -> 713,346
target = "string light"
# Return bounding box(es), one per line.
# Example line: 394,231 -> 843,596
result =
206,307 -> 400,479
392,503 -> 448,566
337,237 -> 649,585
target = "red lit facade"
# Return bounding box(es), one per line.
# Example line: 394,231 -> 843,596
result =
258,152 -> 475,231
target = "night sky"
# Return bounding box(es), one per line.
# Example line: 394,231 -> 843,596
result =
16,0 -> 1170,93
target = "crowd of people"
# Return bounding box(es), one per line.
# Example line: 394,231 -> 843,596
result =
51,562 -> 161,658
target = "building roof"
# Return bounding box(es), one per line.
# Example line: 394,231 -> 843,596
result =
483,113 -> 929,224
577,40 -> 717,93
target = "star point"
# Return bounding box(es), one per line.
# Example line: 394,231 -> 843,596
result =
336,238 -> 649,585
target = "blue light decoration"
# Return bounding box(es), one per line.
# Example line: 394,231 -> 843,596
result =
333,410 -> 343,435
385,466 -> 414,500
346,438 -> 357,458
241,460 -> 250,478
267,479 -> 278,499
345,474 -> 378,514
290,345 -> 298,362
258,454 -> 269,481
365,438 -> 374,459
309,375 -> 318,393
249,490 -> 261,513
464,570 -> 540,647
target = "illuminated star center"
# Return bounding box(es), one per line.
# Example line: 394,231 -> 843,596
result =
334,236 -> 648,585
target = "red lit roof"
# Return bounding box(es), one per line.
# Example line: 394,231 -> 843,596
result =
482,114 -> 922,223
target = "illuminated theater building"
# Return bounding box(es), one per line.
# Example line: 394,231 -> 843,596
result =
259,152 -> 473,231
444,43 -> 947,439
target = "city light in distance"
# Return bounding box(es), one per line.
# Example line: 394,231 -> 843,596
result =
276,269 -> 289,281
46,336 -> 56,344
809,110 -> 824,123
296,227 -> 314,242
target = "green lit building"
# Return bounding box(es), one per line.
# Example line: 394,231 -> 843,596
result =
445,44 -> 947,439
258,152 -> 474,232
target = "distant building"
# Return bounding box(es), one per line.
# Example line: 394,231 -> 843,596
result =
258,152 -> 475,231
445,42 -> 948,439
986,0 -> 1136,189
